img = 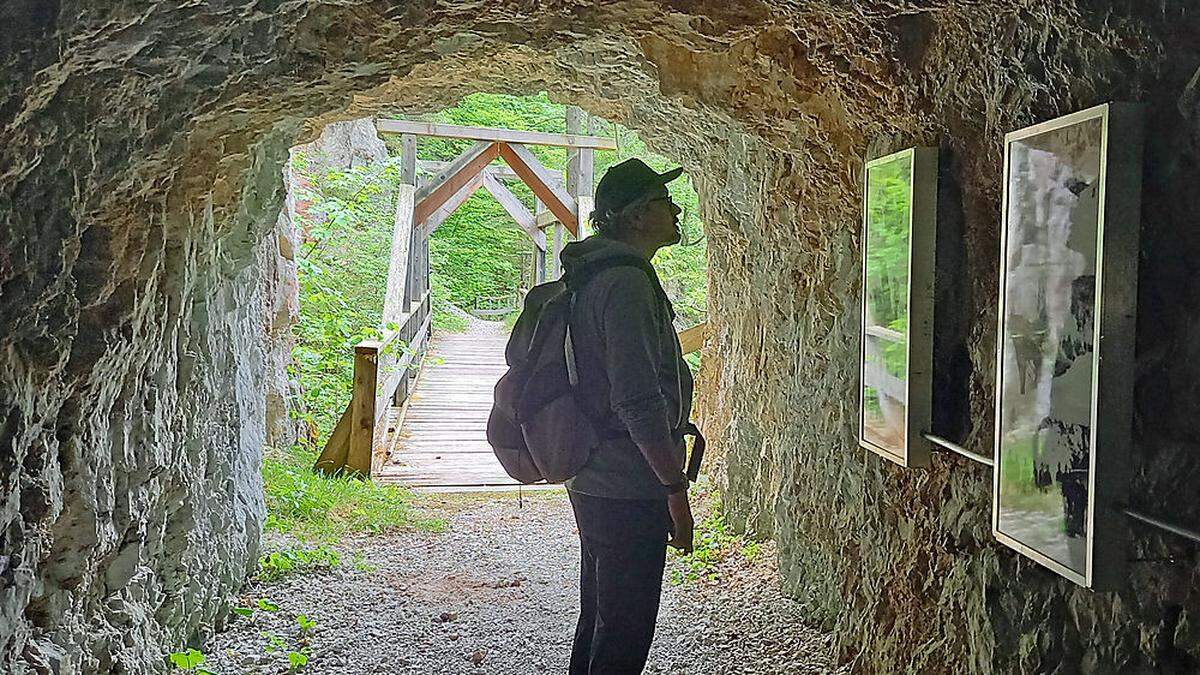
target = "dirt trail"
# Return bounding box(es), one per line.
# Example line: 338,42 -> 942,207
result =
206,493 -> 840,674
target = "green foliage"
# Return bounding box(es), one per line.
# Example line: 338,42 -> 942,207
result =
168,649 -> 214,675
290,153 -> 401,438
262,630 -> 312,671
288,649 -> 311,671
257,598 -> 281,613
429,190 -> 528,308
262,444 -> 446,543
296,613 -> 318,634
669,490 -> 760,584
864,155 -> 913,380
257,545 -> 342,583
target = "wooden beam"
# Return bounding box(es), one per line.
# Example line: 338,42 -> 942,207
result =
313,404 -> 352,475
499,142 -> 578,236
414,141 -> 499,224
678,322 -> 708,355
377,118 -> 617,150
415,141 -> 491,204
481,173 -> 546,250
421,171 -> 485,236
382,184 -> 415,330
418,160 -> 526,183
400,134 -> 417,184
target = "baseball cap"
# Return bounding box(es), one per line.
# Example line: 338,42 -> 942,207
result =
594,158 -> 683,216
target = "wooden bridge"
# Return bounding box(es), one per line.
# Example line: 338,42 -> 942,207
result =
310,111 -> 713,490
313,109 -> 718,491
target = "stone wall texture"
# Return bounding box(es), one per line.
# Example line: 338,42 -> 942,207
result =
1,1 -> 1197,673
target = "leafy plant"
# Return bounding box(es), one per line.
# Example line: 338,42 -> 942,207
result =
288,649 -> 311,671
168,648 -> 214,675
296,613 -> 317,634
257,545 -> 342,583
257,598 -> 281,613
263,630 -> 312,672
670,490 -> 760,584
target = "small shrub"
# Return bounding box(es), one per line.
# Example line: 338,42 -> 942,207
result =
296,613 -> 317,634
670,490 -> 762,584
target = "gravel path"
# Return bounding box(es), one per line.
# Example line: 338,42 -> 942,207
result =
205,492 -> 839,674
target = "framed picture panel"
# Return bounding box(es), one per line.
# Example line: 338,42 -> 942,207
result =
993,103 -> 1143,589
859,147 -> 937,468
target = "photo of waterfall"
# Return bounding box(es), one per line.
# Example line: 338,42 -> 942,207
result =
995,114 -> 1103,577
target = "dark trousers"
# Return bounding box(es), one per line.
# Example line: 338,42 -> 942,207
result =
568,490 -> 671,675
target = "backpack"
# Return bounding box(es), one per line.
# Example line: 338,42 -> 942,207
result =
487,255 -> 693,484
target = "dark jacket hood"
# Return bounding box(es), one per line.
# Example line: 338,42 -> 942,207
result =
559,235 -> 646,274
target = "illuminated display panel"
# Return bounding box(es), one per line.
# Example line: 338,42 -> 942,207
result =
993,103 -> 1142,589
859,147 -> 936,467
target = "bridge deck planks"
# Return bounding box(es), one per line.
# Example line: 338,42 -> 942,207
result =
376,323 -> 532,492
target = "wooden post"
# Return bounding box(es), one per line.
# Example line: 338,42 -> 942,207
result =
566,106 -> 584,197
422,231 -> 430,294
401,134 -> 417,185
348,343 -> 379,476
404,221 -> 418,310
534,199 -> 547,283
579,116 -> 595,236
383,185 -> 416,327
552,223 -> 564,279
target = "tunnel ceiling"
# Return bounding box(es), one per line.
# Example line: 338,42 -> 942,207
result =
4,1 -> 1199,673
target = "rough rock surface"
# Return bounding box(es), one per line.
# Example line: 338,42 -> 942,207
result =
2,1 -> 1199,673
204,494 -> 838,674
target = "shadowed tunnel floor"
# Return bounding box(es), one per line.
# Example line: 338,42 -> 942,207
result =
206,493 -> 841,674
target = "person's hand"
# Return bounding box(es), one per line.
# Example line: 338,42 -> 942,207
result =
667,490 -> 694,553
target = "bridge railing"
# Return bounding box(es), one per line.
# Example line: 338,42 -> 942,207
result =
471,294 -> 520,318
315,289 -> 432,477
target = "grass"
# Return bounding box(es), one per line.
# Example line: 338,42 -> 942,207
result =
998,436 -> 1062,513
262,443 -> 446,543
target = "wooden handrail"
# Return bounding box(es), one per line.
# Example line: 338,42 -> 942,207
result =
314,289 -> 433,477
678,322 -> 708,355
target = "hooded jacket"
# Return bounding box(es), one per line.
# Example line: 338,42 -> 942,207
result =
559,235 -> 694,500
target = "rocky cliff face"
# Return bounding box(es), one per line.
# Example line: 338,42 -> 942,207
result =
1,1 -> 1197,672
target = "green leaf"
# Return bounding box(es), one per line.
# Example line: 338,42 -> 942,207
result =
257,598 -> 281,612
232,606 -> 254,617
168,648 -> 205,669
288,650 -> 310,670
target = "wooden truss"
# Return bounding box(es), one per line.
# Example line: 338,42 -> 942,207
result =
315,115 -> 605,477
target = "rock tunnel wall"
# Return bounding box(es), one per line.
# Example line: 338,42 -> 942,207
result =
1,1 -> 1198,672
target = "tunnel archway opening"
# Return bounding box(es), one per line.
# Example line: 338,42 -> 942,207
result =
277,90 -> 716,492
6,3 -> 1200,673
